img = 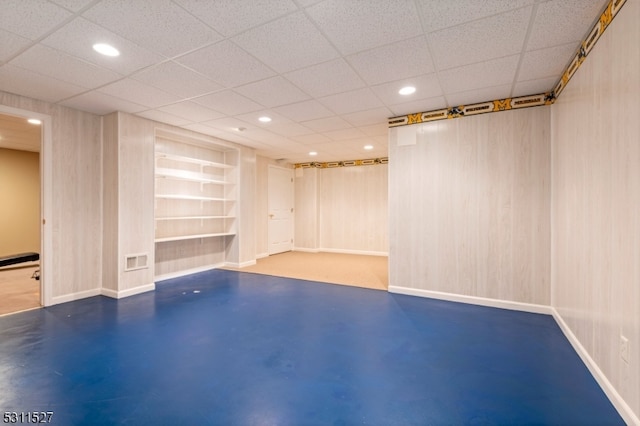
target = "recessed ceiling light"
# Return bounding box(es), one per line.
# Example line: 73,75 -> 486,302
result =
399,86 -> 416,95
309,151 -> 318,156
93,43 -> 120,57
27,118 -> 41,125
258,116 -> 272,123
364,145 -> 374,150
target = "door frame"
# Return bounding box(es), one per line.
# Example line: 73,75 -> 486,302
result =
0,105 -> 53,307
267,165 -> 294,255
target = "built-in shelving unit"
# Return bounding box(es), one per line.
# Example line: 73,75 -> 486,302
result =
154,129 -> 239,279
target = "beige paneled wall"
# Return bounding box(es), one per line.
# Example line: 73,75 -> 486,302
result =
551,0 -> 640,419
0,148 -> 40,255
226,145 -> 256,267
294,166 -> 320,252
102,113 -> 119,293
389,107 -> 550,305
319,165 -> 388,255
102,112 -> 159,294
293,164 -> 388,255
0,91 -> 102,301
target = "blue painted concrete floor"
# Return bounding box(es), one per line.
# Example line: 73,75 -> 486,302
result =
0,270 -> 624,425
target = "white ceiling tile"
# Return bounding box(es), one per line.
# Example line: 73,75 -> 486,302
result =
173,0 -> 299,37
233,110 -> 292,127
0,30 -> 32,62
371,74 -> 443,106
446,84 -> 513,107
200,117 -> 262,135
388,96 -> 447,117
98,79 -> 181,108
235,76 -> 311,108
301,116 -> 351,132
58,90 -> 147,115
11,44 -> 123,89
131,61 -> 223,99
319,88 -> 383,115
175,40 -> 276,88
347,36 -> 434,85
267,122 -> 314,138
324,127 -> 366,141
284,59 -> 365,98
180,123 -> 230,138
306,0 -> 422,55
429,6 -> 533,71
83,0 -> 222,58
417,0 -> 535,32
526,0 -> 608,50
439,55 -> 520,95
359,123 -> 390,138
518,43 -> 578,81
240,128 -> 289,145
310,141 -> 359,158
136,109 -> 190,126
294,0 -> 323,6
273,99 -> 334,122
291,133 -> 331,145
41,18 -> 164,75
0,64 -> 86,103
49,0 -> 96,12
192,90 -> 263,115
342,107 -> 394,127
512,77 -> 558,97
1,0 -> 72,40
233,12 -> 339,73
157,101 -> 225,123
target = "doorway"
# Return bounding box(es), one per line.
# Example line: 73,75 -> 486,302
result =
267,165 -> 294,255
0,106 -> 51,314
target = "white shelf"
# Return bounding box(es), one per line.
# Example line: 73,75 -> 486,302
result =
155,168 -> 230,184
155,232 -> 236,243
156,152 -> 233,169
155,194 -> 233,202
156,215 -> 235,221
154,132 -> 238,278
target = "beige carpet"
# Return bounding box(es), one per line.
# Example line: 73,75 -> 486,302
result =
0,265 -> 41,316
225,251 -> 388,291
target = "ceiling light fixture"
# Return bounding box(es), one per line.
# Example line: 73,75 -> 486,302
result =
93,43 -> 120,57
399,86 -> 416,95
27,118 -> 42,125
364,145 -> 374,150
309,151 -> 318,156
258,116 -> 272,123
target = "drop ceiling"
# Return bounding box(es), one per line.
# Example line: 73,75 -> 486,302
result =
0,0 -> 608,163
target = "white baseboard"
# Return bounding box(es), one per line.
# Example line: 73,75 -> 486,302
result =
256,252 -> 269,259
101,283 -> 155,299
293,247 -> 387,256
224,260 -> 256,268
388,286 -> 552,315
293,247 -> 320,253
51,288 -> 102,305
551,309 -> 640,426
155,263 -> 223,282
320,248 -> 388,256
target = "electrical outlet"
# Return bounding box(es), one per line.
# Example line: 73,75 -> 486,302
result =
620,335 -> 629,364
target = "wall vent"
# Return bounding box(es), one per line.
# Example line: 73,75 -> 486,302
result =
124,253 -> 149,272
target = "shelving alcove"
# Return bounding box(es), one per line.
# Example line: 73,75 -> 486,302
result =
153,128 -> 239,280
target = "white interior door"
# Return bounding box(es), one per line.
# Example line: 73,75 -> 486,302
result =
268,166 -> 293,255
